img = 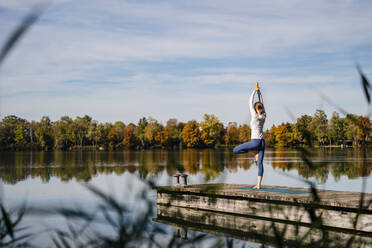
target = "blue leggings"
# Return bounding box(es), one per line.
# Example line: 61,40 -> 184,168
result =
233,139 -> 265,176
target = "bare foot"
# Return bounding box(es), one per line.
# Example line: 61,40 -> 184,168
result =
253,185 -> 261,190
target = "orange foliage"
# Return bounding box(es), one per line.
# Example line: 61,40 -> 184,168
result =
123,123 -> 139,149
238,124 -> 251,143
356,116 -> 371,142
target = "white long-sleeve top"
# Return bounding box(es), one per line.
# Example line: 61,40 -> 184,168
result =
249,89 -> 266,139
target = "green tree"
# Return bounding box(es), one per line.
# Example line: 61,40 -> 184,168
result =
14,122 -> 29,149
344,114 -> 358,145
310,110 -> 328,145
34,116 -> 54,150
287,122 -> 299,146
329,112 -> 345,145
54,116 -> 74,150
0,122 -> 6,149
0,115 -> 29,150
72,115 -> 92,147
295,114 -> 313,145
137,117 -> 148,148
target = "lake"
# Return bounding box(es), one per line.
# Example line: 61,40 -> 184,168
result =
0,148 -> 371,247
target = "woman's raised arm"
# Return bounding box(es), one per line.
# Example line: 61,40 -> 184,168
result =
249,89 -> 256,116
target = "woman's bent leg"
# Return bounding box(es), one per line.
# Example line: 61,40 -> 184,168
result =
233,139 -> 260,154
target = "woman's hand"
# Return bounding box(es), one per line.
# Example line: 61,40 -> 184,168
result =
254,82 -> 260,91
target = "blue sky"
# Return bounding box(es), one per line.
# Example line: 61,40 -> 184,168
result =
0,0 -> 372,127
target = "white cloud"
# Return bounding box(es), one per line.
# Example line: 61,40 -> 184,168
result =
1,0 -> 372,125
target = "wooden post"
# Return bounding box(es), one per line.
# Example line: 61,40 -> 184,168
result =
173,173 -> 180,186
180,174 -> 188,186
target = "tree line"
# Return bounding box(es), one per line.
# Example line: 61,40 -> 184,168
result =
266,110 -> 371,147
0,110 -> 371,151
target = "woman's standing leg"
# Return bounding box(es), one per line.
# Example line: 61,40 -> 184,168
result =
253,139 -> 265,189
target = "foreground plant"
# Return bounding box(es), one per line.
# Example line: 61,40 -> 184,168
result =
0,203 -> 31,247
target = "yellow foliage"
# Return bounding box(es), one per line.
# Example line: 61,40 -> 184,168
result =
200,114 -> 223,147
181,120 -> 200,148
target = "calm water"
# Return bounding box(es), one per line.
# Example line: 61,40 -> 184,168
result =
0,148 -> 371,247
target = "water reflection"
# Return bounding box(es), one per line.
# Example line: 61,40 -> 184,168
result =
0,148 -> 371,184
269,148 -> 372,183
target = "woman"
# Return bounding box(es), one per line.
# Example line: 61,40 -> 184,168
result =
233,82 -> 266,189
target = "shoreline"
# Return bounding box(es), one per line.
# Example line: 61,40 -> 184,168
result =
1,144 -> 371,152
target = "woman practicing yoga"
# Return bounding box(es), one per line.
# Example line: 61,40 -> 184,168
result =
233,82 -> 266,189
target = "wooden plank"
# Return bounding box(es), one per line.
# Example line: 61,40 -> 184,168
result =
153,204 -> 372,247
155,183 -> 372,233
155,184 -> 372,211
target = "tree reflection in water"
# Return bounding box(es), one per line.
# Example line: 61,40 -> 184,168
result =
0,148 -> 371,184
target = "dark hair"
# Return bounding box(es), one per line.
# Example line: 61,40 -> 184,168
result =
254,102 -> 263,113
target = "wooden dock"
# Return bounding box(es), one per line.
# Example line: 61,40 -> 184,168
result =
154,183 -> 372,244
153,205 -> 372,247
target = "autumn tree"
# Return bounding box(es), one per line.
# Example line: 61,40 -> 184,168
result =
264,128 -> 275,146
123,123 -> 139,149
225,122 -> 239,145
113,121 -> 126,142
107,121 -> 126,149
86,121 -> 99,147
181,120 -> 200,148
99,123 -> 113,148
238,124 -> 251,143
160,118 -> 180,148
356,116 -> 371,144
0,109 -> 370,151
272,123 -> 295,147
177,122 -> 186,143
144,117 -> 163,147
200,114 -> 224,147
